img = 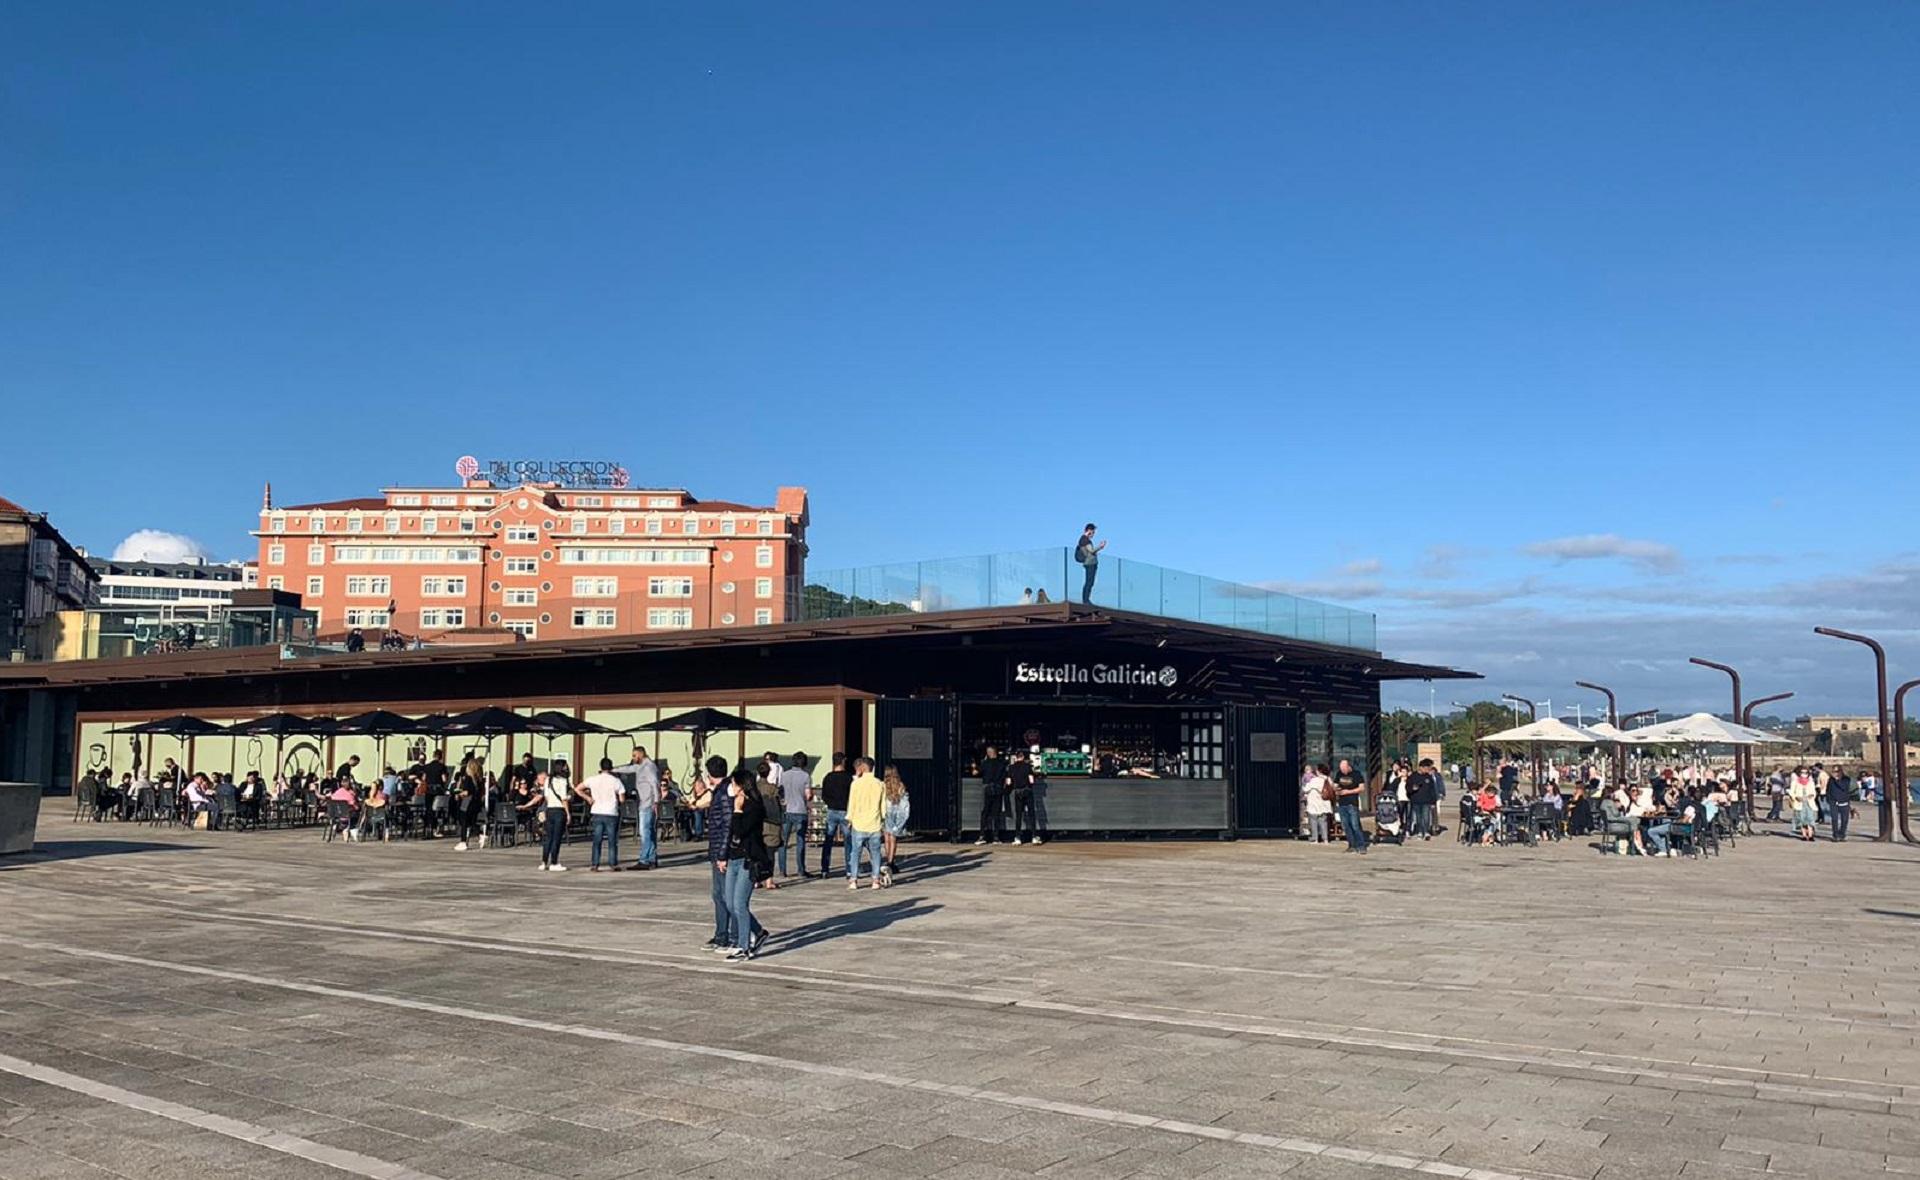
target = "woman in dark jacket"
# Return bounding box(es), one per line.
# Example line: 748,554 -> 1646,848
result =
722,767 -> 772,961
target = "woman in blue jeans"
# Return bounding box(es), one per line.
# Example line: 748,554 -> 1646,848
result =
721,767 -> 772,962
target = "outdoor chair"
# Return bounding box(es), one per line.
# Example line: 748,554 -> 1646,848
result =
1530,802 -> 1560,842
150,788 -> 179,828
485,799 -> 519,848
1600,804 -> 1636,855
323,800 -> 353,842
73,781 -> 97,822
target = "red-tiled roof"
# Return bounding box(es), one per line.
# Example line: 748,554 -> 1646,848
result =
280,497 -> 389,512
0,495 -> 26,515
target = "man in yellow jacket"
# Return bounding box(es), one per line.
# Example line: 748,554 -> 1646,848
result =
846,757 -> 887,891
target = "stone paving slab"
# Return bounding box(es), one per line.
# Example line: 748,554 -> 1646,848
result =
0,814 -> 1916,1180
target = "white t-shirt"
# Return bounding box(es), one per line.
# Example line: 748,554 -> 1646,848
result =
542,775 -> 572,808
581,772 -> 624,816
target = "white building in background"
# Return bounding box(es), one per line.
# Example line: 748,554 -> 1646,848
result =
86,555 -> 252,607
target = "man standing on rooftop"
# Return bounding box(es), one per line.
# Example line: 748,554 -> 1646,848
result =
1073,523 -> 1106,605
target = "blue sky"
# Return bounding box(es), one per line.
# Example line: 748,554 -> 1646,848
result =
4,3 -> 1916,713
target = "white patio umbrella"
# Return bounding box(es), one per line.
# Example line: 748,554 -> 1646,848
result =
1619,713 -> 1791,746
1586,721 -> 1626,740
1476,717 -> 1606,745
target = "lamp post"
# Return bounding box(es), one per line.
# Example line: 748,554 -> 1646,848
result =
1502,694 -> 1541,788
1813,627 -> 1895,844
1888,680 -> 1918,843
1689,658 -> 1745,794
1620,709 -> 1660,783
1576,680 -> 1621,787
1741,692 -> 1792,833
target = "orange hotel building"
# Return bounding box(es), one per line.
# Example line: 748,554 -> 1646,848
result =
254,480 -> 808,642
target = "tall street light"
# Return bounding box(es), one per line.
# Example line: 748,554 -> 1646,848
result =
1742,692 -> 1793,832
1502,694 -> 1542,788
1576,680 -> 1621,787
1888,680 -> 1918,844
1814,627 -> 1895,844
1690,658 -> 1746,794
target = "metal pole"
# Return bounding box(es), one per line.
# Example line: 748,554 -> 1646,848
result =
1502,694 -> 1540,789
1576,680 -> 1619,787
1742,692 -> 1792,833
1888,680 -> 1918,843
1814,628 -> 1894,843
1690,658 -> 1744,798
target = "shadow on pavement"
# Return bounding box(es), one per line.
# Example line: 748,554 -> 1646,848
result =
0,839 -> 197,869
763,896 -> 942,955
1863,908 -> 1920,921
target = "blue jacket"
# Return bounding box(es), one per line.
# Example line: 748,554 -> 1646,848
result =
705,779 -> 732,863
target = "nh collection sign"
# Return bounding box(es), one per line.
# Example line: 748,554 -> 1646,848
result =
456,456 -> 631,489
1012,661 -> 1180,689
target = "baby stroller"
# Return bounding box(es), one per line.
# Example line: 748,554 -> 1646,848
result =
1373,794 -> 1405,845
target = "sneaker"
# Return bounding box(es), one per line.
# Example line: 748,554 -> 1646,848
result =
549,863 -> 567,873
1031,837 -> 1044,846
610,865 -> 625,872
724,948 -> 752,962
974,838 -> 987,846
847,879 -> 858,891
477,834 -> 489,849
711,943 -> 734,954
751,928 -> 769,954
537,863 -> 549,872
1012,837 -> 1024,845
453,841 -> 468,852
701,938 -> 724,951
590,866 -> 601,873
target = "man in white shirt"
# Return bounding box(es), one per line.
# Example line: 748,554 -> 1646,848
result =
622,747 -> 661,870
574,757 -> 626,872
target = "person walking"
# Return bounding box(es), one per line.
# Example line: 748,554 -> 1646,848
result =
720,766 -> 772,961
575,757 -> 624,872
1407,758 -> 1439,840
1303,763 -> 1333,844
1073,523 -> 1107,605
622,746 -> 661,870
451,757 -> 485,851
702,755 -> 740,951
975,745 -> 1008,845
1787,765 -> 1818,842
1333,758 -> 1368,853
881,764 -> 912,885
777,752 -> 813,879
816,752 -> 853,877
1765,769 -> 1786,822
1007,749 -> 1038,845
752,761 -> 785,890
1827,768 -> 1854,842
846,757 -> 887,890
537,764 -> 571,871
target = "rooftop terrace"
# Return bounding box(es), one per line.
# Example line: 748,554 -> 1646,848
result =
802,547 -> 1377,651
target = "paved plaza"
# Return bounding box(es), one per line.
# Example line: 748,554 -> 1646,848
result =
0,812 -> 1917,1180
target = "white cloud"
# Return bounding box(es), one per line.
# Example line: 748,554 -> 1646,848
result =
112,529 -> 211,564
1520,533 -> 1681,574
1338,558 -> 1384,576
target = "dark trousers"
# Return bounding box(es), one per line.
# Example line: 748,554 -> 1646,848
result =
1011,789 -> 1037,840
1081,564 -> 1097,604
1831,804 -> 1851,841
980,790 -> 1007,841
541,806 -> 567,865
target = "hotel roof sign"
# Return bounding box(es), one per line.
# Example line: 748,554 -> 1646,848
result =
457,457 -> 632,489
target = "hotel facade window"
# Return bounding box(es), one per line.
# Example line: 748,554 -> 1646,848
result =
572,607 -> 616,629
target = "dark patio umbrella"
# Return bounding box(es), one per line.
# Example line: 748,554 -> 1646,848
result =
113,715 -> 230,736
439,706 -> 541,736
224,713 -> 337,778
111,715 -> 228,781
630,707 -> 784,774
527,710 -> 618,764
333,710 -> 437,776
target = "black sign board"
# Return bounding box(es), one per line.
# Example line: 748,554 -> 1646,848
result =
891,727 -> 935,759
1248,732 -> 1289,763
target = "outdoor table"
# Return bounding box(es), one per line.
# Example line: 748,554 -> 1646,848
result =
1499,807 -> 1537,846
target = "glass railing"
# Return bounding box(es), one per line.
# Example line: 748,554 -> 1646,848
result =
802,548 -> 1377,651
